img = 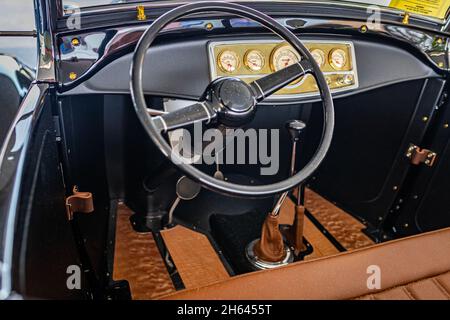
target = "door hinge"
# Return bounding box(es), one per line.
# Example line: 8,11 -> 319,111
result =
406,144 -> 437,167
65,186 -> 94,220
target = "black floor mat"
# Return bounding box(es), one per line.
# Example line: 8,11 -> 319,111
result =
210,210 -> 267,274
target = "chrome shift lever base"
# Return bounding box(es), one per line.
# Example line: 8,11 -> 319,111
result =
245,239 -> 294,270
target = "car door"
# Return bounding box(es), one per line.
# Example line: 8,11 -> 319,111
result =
0,0 -> 85,300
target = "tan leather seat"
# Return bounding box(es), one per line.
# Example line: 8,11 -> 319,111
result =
163,227 -> 450,300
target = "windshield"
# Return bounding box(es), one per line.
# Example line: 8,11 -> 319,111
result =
63,0 -> 450,21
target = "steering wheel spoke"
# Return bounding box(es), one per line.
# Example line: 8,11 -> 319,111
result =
250,60 -> 314,102
153,101 -> 216,132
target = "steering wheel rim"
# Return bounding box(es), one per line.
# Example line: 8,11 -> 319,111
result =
130,1 -> 334,198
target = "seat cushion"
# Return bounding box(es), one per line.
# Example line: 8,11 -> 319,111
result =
357,271 -> 450,300
162,227 -> 450,300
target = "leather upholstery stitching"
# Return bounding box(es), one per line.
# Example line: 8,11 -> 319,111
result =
402,286 -> 416,300
353,271 -> 450,300
432,278 -> 450,299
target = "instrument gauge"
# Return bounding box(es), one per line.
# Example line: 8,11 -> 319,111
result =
329,48 -> 347,70
218,50 -> 239,73
271,44 -> 301,72
244,50 -> 265,72
310,49 -> 325,68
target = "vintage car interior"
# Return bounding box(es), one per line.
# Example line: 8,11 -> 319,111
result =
2,0 -> 450,300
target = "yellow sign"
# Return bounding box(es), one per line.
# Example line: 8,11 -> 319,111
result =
389,0 -> 450,19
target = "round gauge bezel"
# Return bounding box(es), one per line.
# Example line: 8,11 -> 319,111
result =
310,48 -> 325,68
217,50 -> 240,73
329,48 -> 347,70
244,49 -> 265,72
270,43 -> 301,72
270,43 -> 303,86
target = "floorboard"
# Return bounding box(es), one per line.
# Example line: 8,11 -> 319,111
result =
161,225 -> 230,289
304,189 -> 375,250
113,204 -> 175,299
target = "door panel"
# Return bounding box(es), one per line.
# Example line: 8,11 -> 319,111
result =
392,83 -> 450,236
7,86 -> 85,299
307,78 -> 445,230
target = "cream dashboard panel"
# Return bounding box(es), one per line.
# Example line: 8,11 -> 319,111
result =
208,40 -> 359,100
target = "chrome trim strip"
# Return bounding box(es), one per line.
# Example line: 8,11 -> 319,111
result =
146,108 -> 167,116
297,61 -> 305,74
253,80 -> 265,99
35,0 -> 56,82
154,115 -> 168,132
200,102 -> 212,124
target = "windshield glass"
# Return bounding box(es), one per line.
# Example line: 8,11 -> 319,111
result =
63,0 -> 450,21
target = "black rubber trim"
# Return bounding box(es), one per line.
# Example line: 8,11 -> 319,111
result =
152,231 -> 185,291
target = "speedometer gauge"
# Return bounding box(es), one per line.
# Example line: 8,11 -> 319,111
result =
218,50 -> 239,73
271,44 -> 301,72
329,48 -> 347,70
244,50 -> 265,72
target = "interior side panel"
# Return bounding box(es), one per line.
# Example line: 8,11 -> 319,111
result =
391,87 -> 450,235
59,95 -> 111,287
307,79 -> 445,229
12,94 -> 84,299
415,144 -> 450,231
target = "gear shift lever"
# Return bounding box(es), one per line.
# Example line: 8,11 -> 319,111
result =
246,120 -> 306,269
286,120 -> 306,176
268,120 -> 307,217
286,119 -> 307,207
285,120 -> 307,255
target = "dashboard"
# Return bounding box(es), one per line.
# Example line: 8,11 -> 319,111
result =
63,31 -> 438,105
209,40 -> 358,99
57,5 -> 447,104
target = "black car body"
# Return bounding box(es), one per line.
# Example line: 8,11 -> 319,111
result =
0,0 -> 450,300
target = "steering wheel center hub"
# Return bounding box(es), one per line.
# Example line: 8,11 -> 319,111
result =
209,77 -> 257,127
219,78 -> 254,113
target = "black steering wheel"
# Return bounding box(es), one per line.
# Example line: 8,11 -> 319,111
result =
130,1 -> 334,197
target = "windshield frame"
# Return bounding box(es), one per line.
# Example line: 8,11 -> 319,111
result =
61,0 -> 450,26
